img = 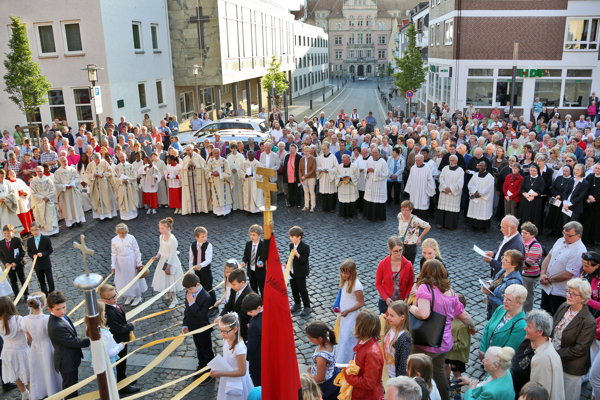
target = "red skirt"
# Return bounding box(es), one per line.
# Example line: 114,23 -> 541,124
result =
168,187 -> 182,208
142,191 -> 158,208
18,210 -> 34,234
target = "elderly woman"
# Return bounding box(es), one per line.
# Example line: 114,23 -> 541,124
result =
520,222 -> 544,312
503,162 -> 523,217
510,309 -> 565,400
409,259 -> 476,400
479,284 -> 527,361
458,347 -> 515,400
397,200 -> 431,265
483,249 -> 524,319
562,163 -> 589,224
66,147 -> 80,166
580,252 -> 600,318
552,278 -> 596,400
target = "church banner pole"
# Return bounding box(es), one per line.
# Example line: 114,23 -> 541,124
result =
73,234 -> 111,400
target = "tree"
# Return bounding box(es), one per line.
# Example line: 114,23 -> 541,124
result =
3,15 -> 52,133
261,55 -> 289,110
393,23 -> 427,117
386,62 -> 394,82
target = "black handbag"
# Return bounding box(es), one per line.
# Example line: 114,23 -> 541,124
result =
409,284 -> 448,348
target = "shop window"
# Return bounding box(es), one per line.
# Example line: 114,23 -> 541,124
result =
48,89 -> 67,121
534,79 -> 562,107
468,69 -> 493,77
466,79 -> 494,106
73,88 -> 93,126
564,79 -> 592,107
495,79 -> 523,107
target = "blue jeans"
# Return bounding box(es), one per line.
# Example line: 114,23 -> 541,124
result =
378,298 -> 388,314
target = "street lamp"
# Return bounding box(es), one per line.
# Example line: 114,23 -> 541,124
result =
81,64 -> 104,145
309,56 -> 313,110
193,64 -> 200,115
283,78 -> 290,121
510,41 -> 519,116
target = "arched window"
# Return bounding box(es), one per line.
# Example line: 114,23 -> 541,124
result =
349,65 -> 355,74
367,65 -> 372,73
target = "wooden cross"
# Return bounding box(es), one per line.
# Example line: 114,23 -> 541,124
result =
189,6 -> 211,50
73,234 -> 95,276
256,167 -> 277,211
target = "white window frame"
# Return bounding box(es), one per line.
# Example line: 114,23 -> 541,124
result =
60,20 -> 84,56
151,23 -> 161,52
349,50 -> 355,58
430,25 -> 435,47
132,21 -> 144,53
378,35 -> 386,45
34,22 -> 58,58
564,17 -> 599,51
436,23 -> 440,46
444,20 -> 453,45
156,80 -> 165,107
72,87 -> 93,127
138,82 -> 149,111
378,50 -> 385,59
335,36 -> 342,45
335,50 -> 343,59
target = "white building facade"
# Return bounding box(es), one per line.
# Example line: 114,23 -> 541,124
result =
291,24 -> 329,98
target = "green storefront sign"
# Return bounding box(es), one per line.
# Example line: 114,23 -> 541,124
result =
519,69 -> 544,78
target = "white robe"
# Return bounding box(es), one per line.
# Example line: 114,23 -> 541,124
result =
113,162 -> 138,220
138,164 -> 161,193
354,156 -> 371,192
404,165 -> 436,211
239,159 -> 264,213
425,158 -> 440,179
153,158 -> 169,205
0,180 -> 23,233
316,153 -> 339,194
30,176 -> 59,236
467,172 -> 495,221
53,167 -> 86,227
227,153 -> 245,210
364,157 -> 388,204
335,163 -> 359,203
132,160 -> 145,207
77,165 -> 93,212
438,166 -> 464,213
111,234 -> 147,298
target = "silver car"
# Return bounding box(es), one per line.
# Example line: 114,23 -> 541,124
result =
179,117 -> 269,145
193,129 -> 270,151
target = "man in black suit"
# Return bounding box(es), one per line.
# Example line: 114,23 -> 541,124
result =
242,225 -> 265,296
26,221 -> 55,296
0,224 -> 27,298
288,226 -> 311,316
283,144 -> 302,208
98,284 -> 140,394
242,293 -> 263,387
219,269 -> 253,342
182,274 -> 214,382
47,291 -> 90,399
483,215 -> 526,277
200,139 -> 211,160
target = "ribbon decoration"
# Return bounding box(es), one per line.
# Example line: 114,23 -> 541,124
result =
116,259 -> 154,299
0,265 -> 12,285
283,252 -> 294,285
120,368 -> 210,400
14,256 -> 37,305
208,279 -> 225,293
131,306 -> 182,323
67,272 -> 114,317
170,372 -> 212,400
123,322 -> 182,345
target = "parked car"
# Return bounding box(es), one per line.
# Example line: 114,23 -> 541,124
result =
179,117 -> 269,145
193,129 -> 270,152
358,76 -> 367,81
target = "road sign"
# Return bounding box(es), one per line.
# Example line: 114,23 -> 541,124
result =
406,90 -> 414,98
93,86 -> 103,114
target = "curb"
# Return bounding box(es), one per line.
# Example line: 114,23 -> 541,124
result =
305,86 -> 348,120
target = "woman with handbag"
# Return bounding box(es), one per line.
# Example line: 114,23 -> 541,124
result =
409,259 -> 476,400
375,236 -> 414,314
111,223 -> 148,306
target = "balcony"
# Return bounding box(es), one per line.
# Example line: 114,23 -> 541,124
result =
416,31 -> 428,48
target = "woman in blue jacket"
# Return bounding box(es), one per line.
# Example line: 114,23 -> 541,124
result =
483,249 -> 524,320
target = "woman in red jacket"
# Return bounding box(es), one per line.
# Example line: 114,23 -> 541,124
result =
376,236 -> 414,314
502,163 -> 523,217
344,309 -> 384,400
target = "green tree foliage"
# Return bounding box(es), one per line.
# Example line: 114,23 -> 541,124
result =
261,55 -> 289,96
393,24 -> 427,115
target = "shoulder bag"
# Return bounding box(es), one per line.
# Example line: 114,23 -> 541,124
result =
409,284 -> 447,348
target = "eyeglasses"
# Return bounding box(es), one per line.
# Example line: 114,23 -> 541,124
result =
566,290 -> 581,298
391,249 -> 403,254
563,230 -> 579,238
219,328 -> 234,334
103,292 -> 118,301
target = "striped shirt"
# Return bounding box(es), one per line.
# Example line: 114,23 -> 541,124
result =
523,238 -> 543,277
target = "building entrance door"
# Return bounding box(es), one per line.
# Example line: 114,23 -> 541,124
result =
357,65 -> 364,76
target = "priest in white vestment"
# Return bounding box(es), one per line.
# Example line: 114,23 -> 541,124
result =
316,142 -> 339,212
335,154 -> 359,218
206,148 -> 234,217
240,150 -> 264,213
467,161 -> 495,231
53,157 -> 86,227
87,153 -> 118,220
363,148 -> 389,221
354,147 -> 371,212
436,155 -> 464,230
0,170 -> 24,234
6,170 -> 32,235
404,154 -> 436,221
113,153 -> 139,220
30,166 -> 59,236
151,153 -> 169,207
227,143 -> 245,211
76,158 -> 93,212
138,156 -> 162,214
181,145 -> 210,215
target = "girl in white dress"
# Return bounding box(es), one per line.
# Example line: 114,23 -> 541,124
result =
111,224 -> 148,306
0,296 -> 30,399
214,260 -> 240,309
335,259 -> 364,364
22,293 -> 62,399
0,266 -> 12,297
152,218 -> 184,308
90,302 -> 125,377
210,313 -> 254,400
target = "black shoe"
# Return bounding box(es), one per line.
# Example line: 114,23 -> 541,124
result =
119,385 -> 140,394
290,303 -> 301,313
301,307 -> 312,316
129,379 -> 138,385
200,376 -> 214,386
2,382 -> 17,392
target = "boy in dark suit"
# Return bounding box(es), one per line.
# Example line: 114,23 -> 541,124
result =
0,224 -> 27,298
189,226 -> 217,315
241,224 -> 265,296
242,292 -> 263,387
182,274 -> 214,384
26,221 -> 55,296
218,269 -> 253,342
98,284 -> 140,394
289,225 -> 311,316
47,291 -> 90,399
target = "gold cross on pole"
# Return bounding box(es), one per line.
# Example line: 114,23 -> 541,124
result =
73,234 -> 95,276
256,167 -> 278,239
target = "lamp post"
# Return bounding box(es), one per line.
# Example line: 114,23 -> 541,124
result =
81,64 -> 103,145
193,64 -> 200,115
283,78 -> 289,121
510,41 -> 519,116
271,80 -> 276,113
309,57 -> 313,110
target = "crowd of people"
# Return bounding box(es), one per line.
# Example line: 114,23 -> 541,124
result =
1,97 -> 600,400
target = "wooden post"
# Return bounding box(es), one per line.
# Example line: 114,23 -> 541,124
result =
256,167 -> 277,240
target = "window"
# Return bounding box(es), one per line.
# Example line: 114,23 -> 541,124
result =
156,80 -> 164,105
349,16 -> 355,27
334,22 -> 342,30
444,20 -> 453,45
62,22 -> 83,53
335,51 -> 343,59
349,65 -> 355,74
436,23 -> 440,46
378,35 -> 386,44
534,79 -> 562,107
495,79 -> 523,106
294,77 -> 298,92
565,18 -> 599,50
378,50 -> 385,59
429,72 -> 435,97
564,69 -> 593,107
349,33 -> 355,44
335,36 -> 342,45
430,24 -> 435,46
378,22 -> 386,30
435,73 -> 441,100
466,79 -> 494,106
151,24 -> 160,51
366,16 -> 372,27
468,69 -> 493,76
366,33 -> 371,44
37,24 -> 56,54
349,50 -> 355,58
48,90 -> 67,121
443,77 -> 451,105
367,65 -> 372,74
358,16 -> 363,26
202,88 -> 214,111
358,50 -> 363,58
138,83 -> 147,109
358,33 -> 363,44
73,88 -> 93,126
366,50 -> 372,58
132,22 -> 142,51
180,91 -> 194,120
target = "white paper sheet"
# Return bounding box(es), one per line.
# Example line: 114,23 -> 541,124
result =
550,197 -> 561,207
208,354 -> 234,372
478,278 -> 491,291
473,245 -> 492,260
246,167 -> 252,176
507,190 -> 513,197
527,189 -> 536,196
562,207 -> 573,217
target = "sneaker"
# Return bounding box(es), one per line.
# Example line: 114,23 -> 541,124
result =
147,209 -> 152,214
152,209 -> 157,214
21,389 -> 30,400
169,298 -> 179,309
131,297 -> 141,306
301,307 -> 312,316
124,297 -> 133,305
290,304 -> 301,313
